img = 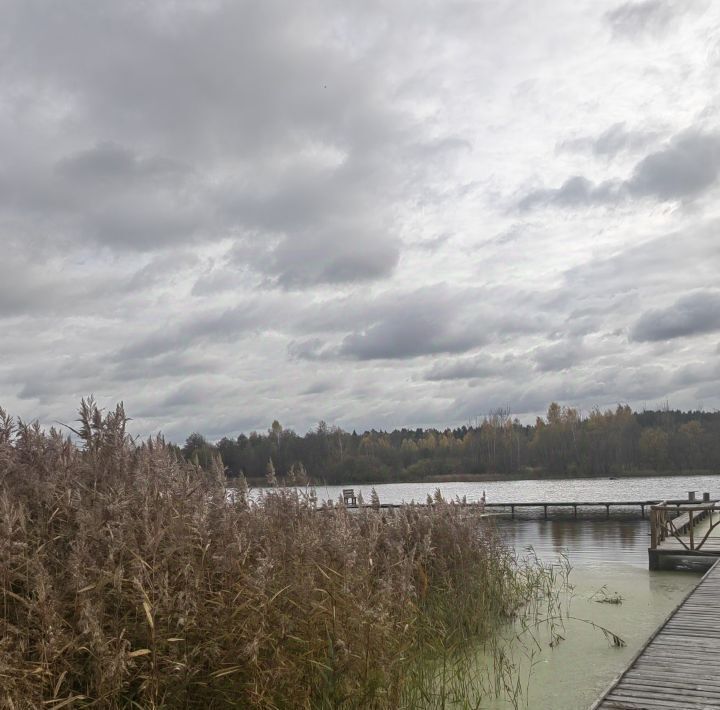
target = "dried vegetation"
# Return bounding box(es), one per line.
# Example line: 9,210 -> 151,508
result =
0,400 -> 563,709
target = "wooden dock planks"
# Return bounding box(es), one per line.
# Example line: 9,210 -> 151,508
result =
592,559 -> 720,709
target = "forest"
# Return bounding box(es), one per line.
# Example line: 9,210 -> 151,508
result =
181,404 -> 720,485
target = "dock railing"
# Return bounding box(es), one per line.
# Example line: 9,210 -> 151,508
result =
650,501 -> 719,552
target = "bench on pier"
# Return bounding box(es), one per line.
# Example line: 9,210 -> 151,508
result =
669,509 -> 693,535
342,489 -> 357,507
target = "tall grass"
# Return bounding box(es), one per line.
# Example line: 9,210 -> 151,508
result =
0,400 -> 565,709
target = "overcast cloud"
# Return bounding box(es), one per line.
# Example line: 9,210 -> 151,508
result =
1,0 -> 719,441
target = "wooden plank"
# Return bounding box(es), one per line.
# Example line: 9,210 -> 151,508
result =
591,559 -> 720,709
622,675 -> 720,692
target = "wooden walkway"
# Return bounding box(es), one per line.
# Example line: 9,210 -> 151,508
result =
484,500 -> 658,518
649,502 -> 720,569
344,499 -> 664,517
591,559 -> 720,709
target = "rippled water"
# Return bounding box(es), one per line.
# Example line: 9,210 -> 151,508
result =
310,473 -> 720,507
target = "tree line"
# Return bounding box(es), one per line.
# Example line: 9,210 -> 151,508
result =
180,404 -> 720,484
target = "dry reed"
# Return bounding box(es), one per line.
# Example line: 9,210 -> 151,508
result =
0,400 -> 560,709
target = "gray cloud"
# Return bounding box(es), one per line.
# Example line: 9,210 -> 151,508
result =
114,301 -> 274,361
287,338 -> 336,362
668,361 -> 720,390
326,285 -> 550,361
56,142 -> 188,184
558,122 -> 660,158
247,225 -> 400,288
300,380 -> 336,396
287,285 -> 490,361
423,356 -> 513,381
284,282 -> 554,363
0,245 -> 140,319
161,380 -> 239,411
0,256 -> 67,317
605,1 -> 677,37
532,339 -> 588,372
108,353 -> 222,384
82,201 -> 206,251
561,220 -> 720,299
627,130 -> 720,200
631,291 -> 720,341
518,176 -> 619,210
520,129 -> 720,210
408,233 -> 453,252
339,313 -> 482,360
1,1 -> 461,287
219,159 -> 405,287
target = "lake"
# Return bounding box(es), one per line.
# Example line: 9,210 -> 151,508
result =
304,475 -> 718,708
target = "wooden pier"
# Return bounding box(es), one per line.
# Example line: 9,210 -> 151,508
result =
648,501 -> 720,570
484,500 -> 658,519
342,499 -> 667,518
591,559 -> 720,709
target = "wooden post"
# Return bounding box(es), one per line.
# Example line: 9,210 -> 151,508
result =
689,510 -> 694,550
606,504 -> 610,519
650,507 -> 658,549
511,505 -> 515,519
573,505 -> 577,518
641,504 -> 645,519
543,505 -> 548,519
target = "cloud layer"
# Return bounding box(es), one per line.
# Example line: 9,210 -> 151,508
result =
1,0 -> 719,440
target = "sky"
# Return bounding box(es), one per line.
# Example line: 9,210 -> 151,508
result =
1,0 -> 719,442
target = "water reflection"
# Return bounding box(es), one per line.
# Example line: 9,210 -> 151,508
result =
492,518 -> 649,568
619,522 -> 637,547
549,518 -> 580,550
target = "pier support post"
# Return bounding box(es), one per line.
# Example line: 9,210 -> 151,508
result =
689,510 -> 695,550
648,549 -> 660,571
573,505 -> 577,518
606,504 -> 610,519
641,504 -> 645,518
543,505 -> 548,519
650,505 -> 661,549
511,505 -> 514,519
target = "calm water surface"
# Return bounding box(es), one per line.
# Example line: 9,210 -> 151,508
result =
480,514 -> 701,709
307,476 -> 717,709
